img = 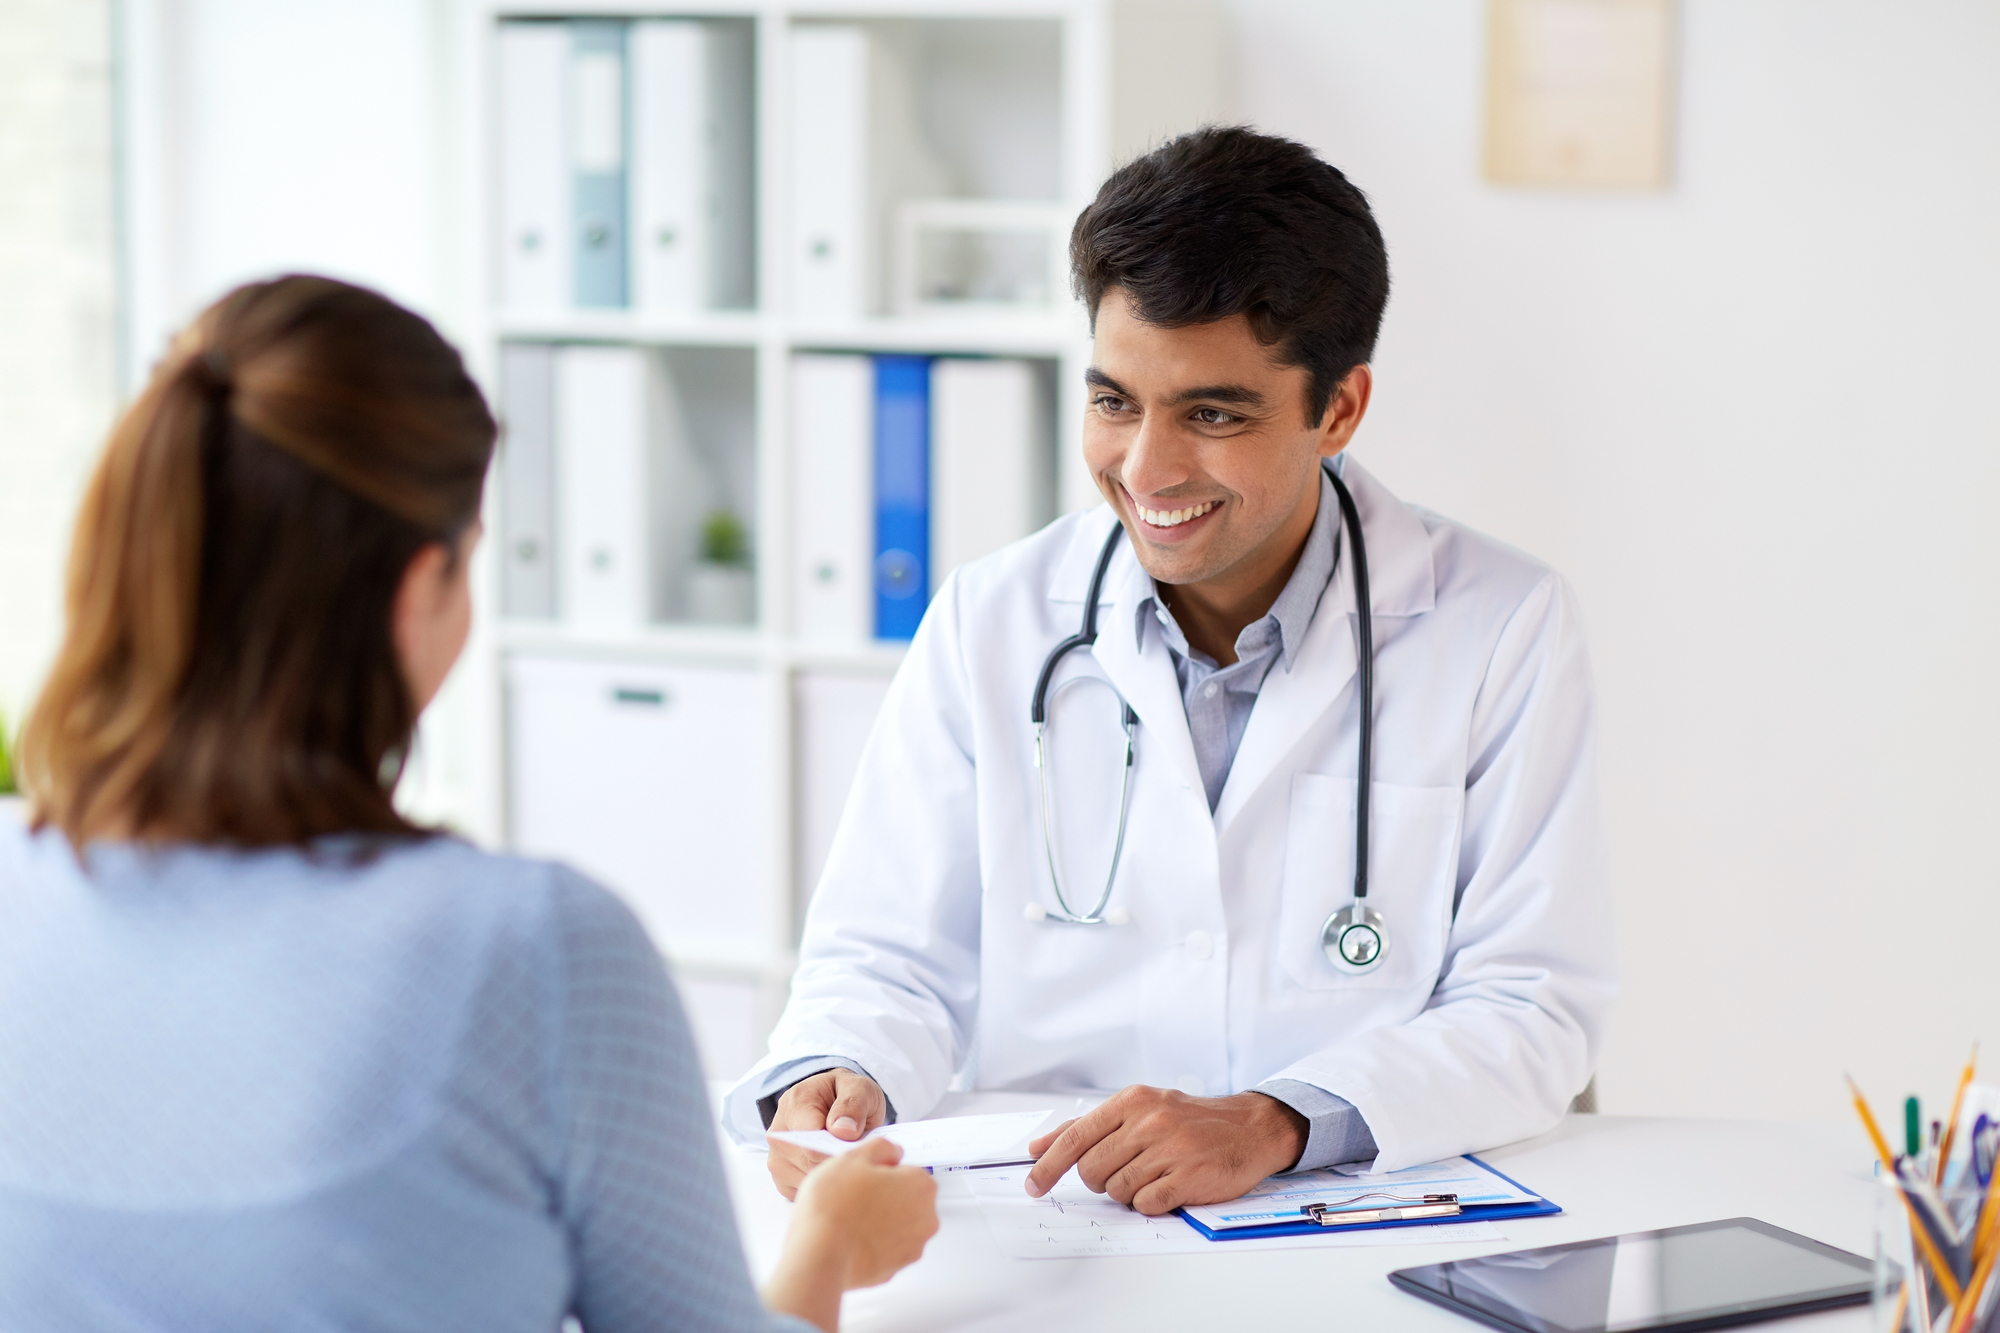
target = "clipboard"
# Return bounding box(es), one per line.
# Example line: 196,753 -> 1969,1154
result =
1176,1155 -> 1561,1242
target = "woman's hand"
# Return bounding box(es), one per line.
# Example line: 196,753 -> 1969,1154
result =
762,1139 -> 938,1331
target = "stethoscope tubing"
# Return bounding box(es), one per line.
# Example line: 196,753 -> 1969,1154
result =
1031,523 -> 1136,924
1030,522 -> 1128,726
1033,695 -> 1135,924
1030,462 -> 1374,925
1329,468 -> 1374,905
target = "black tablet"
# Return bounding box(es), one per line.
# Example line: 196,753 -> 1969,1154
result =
1388,1218 -> 1874,1333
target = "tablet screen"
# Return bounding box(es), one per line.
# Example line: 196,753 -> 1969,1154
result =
1390,1219 -> 1873,1333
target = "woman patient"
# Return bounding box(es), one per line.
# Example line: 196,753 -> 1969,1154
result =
0,275 -> 935,1331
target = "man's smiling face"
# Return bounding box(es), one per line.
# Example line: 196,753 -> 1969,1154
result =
1081,287 -> 1365,593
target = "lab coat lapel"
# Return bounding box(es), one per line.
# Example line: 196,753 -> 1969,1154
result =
1061,525 -> 1206,798
1212,458 -> 1436,837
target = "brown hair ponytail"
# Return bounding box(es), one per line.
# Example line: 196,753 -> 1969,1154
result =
19,275 -> 496,848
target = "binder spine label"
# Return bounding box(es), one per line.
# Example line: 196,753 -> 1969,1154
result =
571,19 -> 629,308
500,343 -> 557,619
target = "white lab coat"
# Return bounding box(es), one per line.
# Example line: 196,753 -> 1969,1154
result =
726,458 -> 1616,1171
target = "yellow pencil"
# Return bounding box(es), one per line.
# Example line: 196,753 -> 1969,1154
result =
1851,1076 -> 1967,1308
1938,1044 -> 1980,1186
1950,1235 -> 1998,1333
1852,1076 -> 1901,1166
1967,1166 -> 2000,1297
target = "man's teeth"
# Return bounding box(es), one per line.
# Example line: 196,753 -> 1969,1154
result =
1138,500 -> 1218,528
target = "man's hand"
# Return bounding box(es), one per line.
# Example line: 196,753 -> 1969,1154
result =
765,1069 -> 890,1200
1024,1086 -> 1307,1216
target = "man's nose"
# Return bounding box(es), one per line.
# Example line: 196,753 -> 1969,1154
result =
1120,415 -> 1192,497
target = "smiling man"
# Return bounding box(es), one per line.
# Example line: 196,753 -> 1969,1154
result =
725,127 -> 1617,1215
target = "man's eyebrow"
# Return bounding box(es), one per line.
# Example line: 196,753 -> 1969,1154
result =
1166,383 -> 1266,408
1083,367 -> 1130,395
1083,369 -> 1268,410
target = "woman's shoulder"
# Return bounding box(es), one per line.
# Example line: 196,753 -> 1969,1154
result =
344,835 -> 655,962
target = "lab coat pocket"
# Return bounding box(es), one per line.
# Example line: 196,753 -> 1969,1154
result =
1279,773 -> 1462,991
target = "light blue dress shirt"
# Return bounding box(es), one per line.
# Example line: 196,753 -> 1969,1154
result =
0,818 -> 810,1333
1130,466 -> 1376,1171
761,466 -> 1378,1172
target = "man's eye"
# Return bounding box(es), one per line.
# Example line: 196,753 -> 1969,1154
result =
1092,394 -> 1132,414
1192,407 -> 1237,425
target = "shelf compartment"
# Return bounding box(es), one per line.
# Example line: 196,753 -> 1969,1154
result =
497,341 -> 760,631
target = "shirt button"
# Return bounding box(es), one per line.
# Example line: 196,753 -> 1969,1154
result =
1174,1074 -> 1206,1095
1184,930 -> 1214,961
1203,682 -> 1218,698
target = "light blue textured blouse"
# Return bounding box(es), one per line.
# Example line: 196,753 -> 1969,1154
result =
0,816 -> 808,1333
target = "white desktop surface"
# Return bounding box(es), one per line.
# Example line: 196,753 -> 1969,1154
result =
714,1089 -> 1878,1333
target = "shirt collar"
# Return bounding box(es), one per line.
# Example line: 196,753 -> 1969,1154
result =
1134,465 -> 1343,672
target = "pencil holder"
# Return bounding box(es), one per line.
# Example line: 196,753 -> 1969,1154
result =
1876,1174 -> 1996,1332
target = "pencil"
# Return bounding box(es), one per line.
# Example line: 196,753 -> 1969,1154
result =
1852,1077 -> 1967,1307
1949,1240 -> 1997,1333
1939,1044 -> 1980,1186
1966,1167 -> 2000,1308
1852,1076 -> 1901,1166
1897,1158 -> 1972,1287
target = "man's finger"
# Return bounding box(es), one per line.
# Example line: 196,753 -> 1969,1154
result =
1127,1166 -> 1188,1217
1074,1123 -> 1149,1197
770,1071 -> 841,1130
1096,1137 -> 1176,1208
825,1075 -> 886,1140
765,1139 -> 827,1201
1026,1105 -> 1120,1196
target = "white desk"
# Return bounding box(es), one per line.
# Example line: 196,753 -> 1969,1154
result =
717,1091 -> 1880,1332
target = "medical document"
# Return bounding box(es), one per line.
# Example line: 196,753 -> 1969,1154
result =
1181,1155 -> 1540,1232
966,1166 -> 1501,1259
765,1109 -> 1055,1168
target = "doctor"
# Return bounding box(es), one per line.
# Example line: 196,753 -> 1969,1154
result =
728,127 -> 1616,1215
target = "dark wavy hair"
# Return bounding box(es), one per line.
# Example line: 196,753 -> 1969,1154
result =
1070,125 -> 1391,425
21,275 -> 496,848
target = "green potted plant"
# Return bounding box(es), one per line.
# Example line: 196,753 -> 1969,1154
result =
0,709 -> 19,811
684,509 -> 756,626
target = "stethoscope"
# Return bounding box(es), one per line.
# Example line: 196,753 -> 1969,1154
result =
1026,463 -> 1389,975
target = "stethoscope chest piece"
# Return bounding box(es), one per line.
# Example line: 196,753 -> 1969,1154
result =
1321,902 -> 1391,974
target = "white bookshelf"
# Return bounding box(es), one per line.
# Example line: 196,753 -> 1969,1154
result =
456,0 -> 1225,1077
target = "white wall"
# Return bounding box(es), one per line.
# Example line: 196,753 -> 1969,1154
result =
1229,0 -> 2000,1121
119,0 -> 494,835
121,0 -> 468,384
0,0 -> 116,736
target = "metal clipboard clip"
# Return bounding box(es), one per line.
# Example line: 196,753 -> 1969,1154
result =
1301,1192 -> 1462,1227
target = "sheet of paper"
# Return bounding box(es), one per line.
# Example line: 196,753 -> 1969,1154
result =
766,1109 -> 1055,1168
1183,1155 -> 1540,1231
969,1167 -> 1502,1259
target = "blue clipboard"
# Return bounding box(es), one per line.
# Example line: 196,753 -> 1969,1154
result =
1176,1155 -> 1562,1242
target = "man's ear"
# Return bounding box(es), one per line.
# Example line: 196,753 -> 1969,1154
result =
1317,364 -> 1374,458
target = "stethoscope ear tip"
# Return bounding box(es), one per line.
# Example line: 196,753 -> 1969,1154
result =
1103,906 -> 1131,926
1023,901 -> 1049,923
